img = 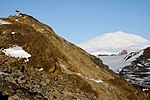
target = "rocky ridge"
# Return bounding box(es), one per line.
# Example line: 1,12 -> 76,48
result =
120,47 -> 150,97
0,13 -> 149,100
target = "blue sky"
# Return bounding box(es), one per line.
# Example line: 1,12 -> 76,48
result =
0,0 -> 150,44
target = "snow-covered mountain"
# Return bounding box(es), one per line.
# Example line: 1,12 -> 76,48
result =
79,31 -> 150,55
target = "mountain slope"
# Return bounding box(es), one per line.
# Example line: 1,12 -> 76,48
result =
0,14 -> 148,99
79,31 -> 150,54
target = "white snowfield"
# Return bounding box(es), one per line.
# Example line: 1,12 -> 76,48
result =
78,31 -> 150,54
0,20 -> 12,25
98,53 -> 142,73
1,45 -> 31,61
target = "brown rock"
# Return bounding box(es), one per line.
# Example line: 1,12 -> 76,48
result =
143,47 -> 150,59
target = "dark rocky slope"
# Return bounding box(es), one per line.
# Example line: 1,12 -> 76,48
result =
120,47 -> 150,97
0,14 -> 148,100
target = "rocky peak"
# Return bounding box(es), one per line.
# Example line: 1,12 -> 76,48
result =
0,14 -> 149,99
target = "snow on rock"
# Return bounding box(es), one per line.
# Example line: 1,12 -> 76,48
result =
0,72 -> 9,76
76,73 -> 83,77
76,73 -> 103,83
1,45 -> 31,61
25,59 -> 29,62
95,66 -> 99,69
0,20 -> 12,25
86,78 -> 103,83
137,63 -> 143,67
60,64 -> 72,73
35,68 -> 44,71
60,64 -> 67,70
11,32 -> 16,35
23,16 -> 27,18
59,65 -> 103,83
143,88 -> 149,91
39,68 -> 43,71
15,19 -> 18,21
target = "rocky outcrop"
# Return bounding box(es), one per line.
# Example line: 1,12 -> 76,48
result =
119,50 -> 128,55
120,47 -> 150,97
143,47 -> 150,59
0,14 -> 149,100
0,54 -> 97,100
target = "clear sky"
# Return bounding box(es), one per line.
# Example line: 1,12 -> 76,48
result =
0,0 -> 150,44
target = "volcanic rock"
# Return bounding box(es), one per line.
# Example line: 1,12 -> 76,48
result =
0,14 -> 148,100
143,47 -> 150,59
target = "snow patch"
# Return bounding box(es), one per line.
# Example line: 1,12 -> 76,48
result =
95,66 -> 99,69
0,20 -> 12,25
15,19 -> 18,21
2,45 -> 31,61
0,72 -> 9,76
11,32 -> 16,35
60,64 -> 67,70
36,68 -> 44,71
23,16 -> 27,18
77,73 -> 83,77
25,59 -> 29,62
86,78 -> 103,83
76,73 -> 103,83
143,88 -> 149,91
59,65 -> 103,83
137,63 -> 143,67
39,68 -> 43,71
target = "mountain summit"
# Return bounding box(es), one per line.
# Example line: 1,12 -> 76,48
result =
79,31 -> 150,55
0,14 -> 148,99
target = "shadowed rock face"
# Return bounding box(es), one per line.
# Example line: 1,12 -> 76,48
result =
0,14 -> 149,100
144,47 -> 150,59
120,47 -> 150,97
